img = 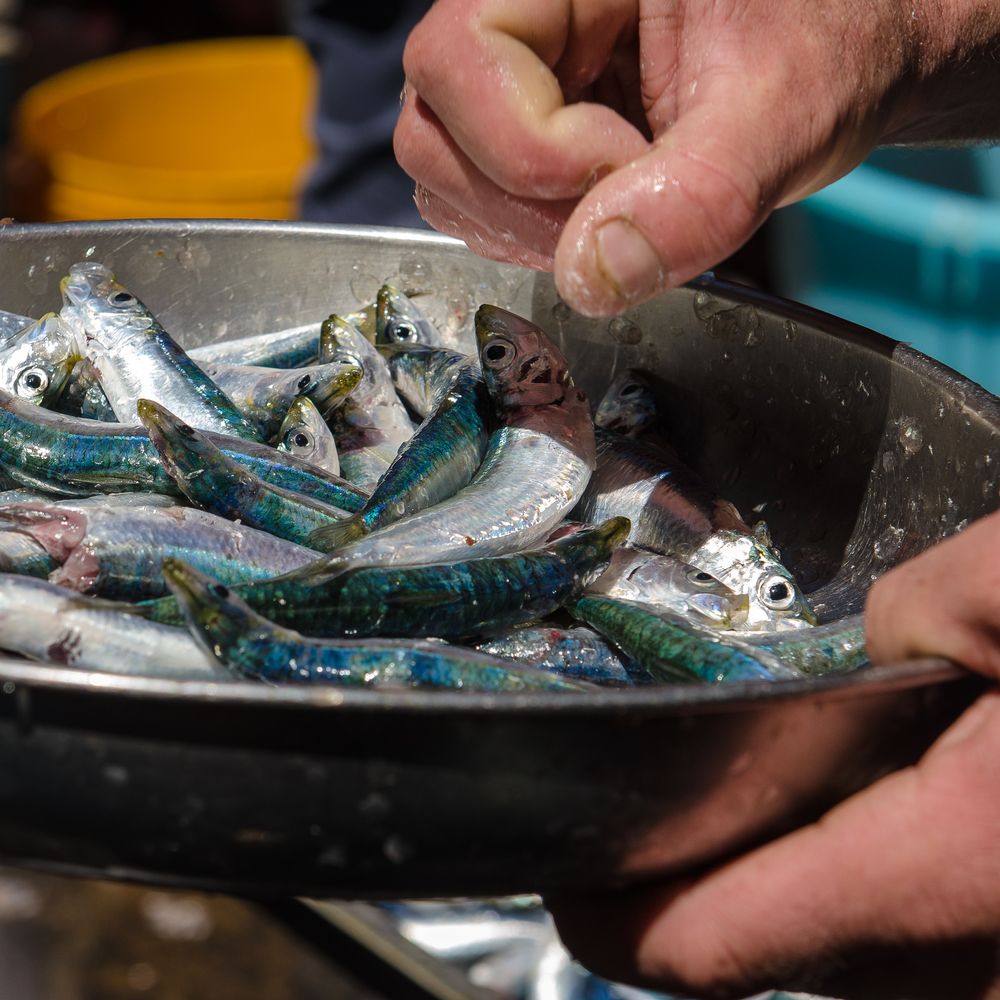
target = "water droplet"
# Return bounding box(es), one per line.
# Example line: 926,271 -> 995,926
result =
350,268 -> 380,304
608,316 -> 642,345
721,351 -> 733,363
874,525 -> 905,561
397,257 -> 429,287
898,417 -> 924,455
551,300 -> 571,323
692,290 -> 714,320
383,835 -> 413,864
783,319 -> 797,343
141,893 -> 213,941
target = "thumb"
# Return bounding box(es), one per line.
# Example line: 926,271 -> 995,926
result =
553,95 -> 809,315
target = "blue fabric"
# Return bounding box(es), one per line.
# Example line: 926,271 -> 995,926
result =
292,0 -> 431,227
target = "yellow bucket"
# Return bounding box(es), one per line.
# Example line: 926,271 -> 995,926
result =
13,37 -> 317,221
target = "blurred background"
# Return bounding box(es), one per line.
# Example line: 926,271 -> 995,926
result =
0,2 -> 995,998
2,0 -> 999,390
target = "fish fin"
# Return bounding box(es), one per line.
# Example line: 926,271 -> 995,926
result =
308,517 -> 367,552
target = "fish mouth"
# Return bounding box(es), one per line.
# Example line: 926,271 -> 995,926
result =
307,363 -> 363,418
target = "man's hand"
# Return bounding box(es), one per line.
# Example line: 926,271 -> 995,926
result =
395,0 -> 1000,316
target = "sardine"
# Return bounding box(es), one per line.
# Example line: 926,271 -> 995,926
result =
737,613 -> 868,675
589,544 -> 748,628
196,359 -> 362,442
377,342 -> 472,419
0,313 -> 81,407
0,500 -> 318,599
472,626 -> 636,685
164,559 -> 590,691
0,387 -> 367,511
277,397 -> 340,476
138,399 -> 353,546
309,359 -> 489,550
303,305 -> 596,568
568,594 -> 792,683
0,529 -> 57,577
593,369 -> 658,437
0,573 -> 225,678
318,314 -> 414,488
60,262 -> 259,438
574,430 -> 814,631
143,517 -> 630,639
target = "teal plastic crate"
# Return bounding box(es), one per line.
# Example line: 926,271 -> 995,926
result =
772,146 -> 1000,394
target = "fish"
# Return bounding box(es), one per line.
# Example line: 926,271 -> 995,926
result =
376,284 -> 446,349
163,559 -> 591,691
0,386 -> 367,511
301,305 -> 596,569
187,321 -> 323,368
568,594 -> 794,683
276,396 -> 341,476
59,261 -> 260,438
309,356 -> 489,551
588,543 -> 747,628
138,399 -> 354,546
142,517 -> 630,639
593,369 -> 658,437
0,313 -> 81,407
472,626 -> 637,685
318,314 -> 414,488
736,613 -> 868,675
0,500 -> 318,600
377,341 -> 472,420
196,358 -> 362,441
574,430 -> 814,631
0,573 -> 225,678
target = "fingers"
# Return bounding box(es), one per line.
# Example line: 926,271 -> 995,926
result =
402,0 -> 650,199
551,88 -> 788,315
549,690 -> 1000,998
866,510 -> 1000,677
394,92 -> 573,261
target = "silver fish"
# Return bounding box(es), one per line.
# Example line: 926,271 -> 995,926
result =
60,262 -> 259,438
589,544 -> 748,628
0,573 -> 225,678
376,284 -> 477,355
196,359 -> 362,441
593,368 -> 658,437
319,314 -> 414,488
0,500 -> 319,599
0,313 -> 81,407
277,396 -> 341,476
309,305 -> 596,569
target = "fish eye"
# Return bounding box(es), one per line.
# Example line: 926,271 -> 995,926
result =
686,568 -> 719,589
759,575 -> 796,610
209,583 -> 230,600
290,430 -> 314,450
107,290 -> 136,308
619,382 -> 642,397
297,374 -> 313,391
15,366 -> 50,396
390,319 -> 418,342
482,337 -> 515,369
178,422 -> 197,439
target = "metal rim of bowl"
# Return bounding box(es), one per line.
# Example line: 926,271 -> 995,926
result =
0,219 -> 984,717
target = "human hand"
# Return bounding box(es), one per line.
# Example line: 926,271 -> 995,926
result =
544,514 -> 1000,998
395,0 -> 1000,316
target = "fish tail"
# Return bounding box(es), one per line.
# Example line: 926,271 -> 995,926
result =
307,515 -> 367,552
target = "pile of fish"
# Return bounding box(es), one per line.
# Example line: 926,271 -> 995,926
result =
0,262 -> 867,692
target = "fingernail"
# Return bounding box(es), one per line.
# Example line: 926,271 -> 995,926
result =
595,219 -> 663,306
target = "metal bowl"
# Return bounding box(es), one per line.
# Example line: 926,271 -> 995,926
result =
0,220 -> 993,898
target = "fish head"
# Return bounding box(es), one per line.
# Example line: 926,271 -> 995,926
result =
291,362 -> 362,420
162,558 -> 258,660
136,398 -> 222,484
594,369 -> 658,436
376,285 -> 438,347
0,313 -> 81,406
60,262 -> 153,345
474,304 -> 576,408
278,397 -> 331,461
692,530 -> 816,632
